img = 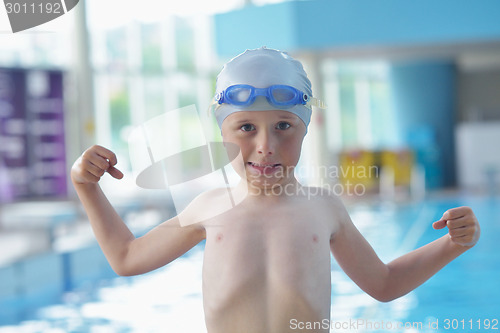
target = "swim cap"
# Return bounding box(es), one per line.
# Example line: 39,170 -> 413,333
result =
214,47 -> 314,130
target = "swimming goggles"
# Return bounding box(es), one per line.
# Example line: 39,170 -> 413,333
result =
213,84 -> 326,109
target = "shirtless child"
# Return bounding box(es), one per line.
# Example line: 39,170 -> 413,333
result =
71,48 -> 480,333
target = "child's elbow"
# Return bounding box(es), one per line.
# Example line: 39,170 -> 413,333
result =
110,261 -> 141,277
111,260 -> 165,277
372,293 -> 397,303
369,289 -> 405,303
111,264 -> 133,277
114,267 -> 135,277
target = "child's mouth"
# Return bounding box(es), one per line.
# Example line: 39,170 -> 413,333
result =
247,162 -> 282,175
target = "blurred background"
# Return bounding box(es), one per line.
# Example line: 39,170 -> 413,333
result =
0,0 -> 499,332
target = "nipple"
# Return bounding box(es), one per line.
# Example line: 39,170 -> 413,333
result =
216,233 -> 224,242
312,234 -> 319,243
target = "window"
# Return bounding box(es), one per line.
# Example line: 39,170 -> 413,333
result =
322,60 -> 393,150
87,10 -> 219,189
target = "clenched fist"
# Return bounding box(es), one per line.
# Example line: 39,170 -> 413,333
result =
71,145 -> 124,185
433,206 -> 480,248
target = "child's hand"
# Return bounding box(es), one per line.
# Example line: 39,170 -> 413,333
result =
71,145 -> 124,185
432,206 -> 480,247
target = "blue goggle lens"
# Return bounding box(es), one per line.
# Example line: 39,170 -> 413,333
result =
270,86 -> 298,105
226,85 -> 253,105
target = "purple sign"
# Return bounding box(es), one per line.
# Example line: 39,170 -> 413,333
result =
0,68 -> 67,203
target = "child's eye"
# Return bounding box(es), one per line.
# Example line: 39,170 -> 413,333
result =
276,122 -> 291,130
240,124 -> 255,132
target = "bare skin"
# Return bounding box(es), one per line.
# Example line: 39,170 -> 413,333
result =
71,111 -> 480,333
199,185 -> 336,332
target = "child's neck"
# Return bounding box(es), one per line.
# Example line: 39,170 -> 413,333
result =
240,177 -> 303,200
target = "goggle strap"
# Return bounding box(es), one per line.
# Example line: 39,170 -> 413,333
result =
207,99 -> 218,117
307,97 -> 327,109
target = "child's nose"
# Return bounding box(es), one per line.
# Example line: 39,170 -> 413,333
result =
256,130 -> 275,155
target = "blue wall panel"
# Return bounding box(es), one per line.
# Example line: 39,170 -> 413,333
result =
215,2 -> 298,57
215,0 -> 500,57
389,60 -> 457,188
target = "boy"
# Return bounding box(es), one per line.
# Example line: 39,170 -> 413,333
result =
71,47 -> 480,332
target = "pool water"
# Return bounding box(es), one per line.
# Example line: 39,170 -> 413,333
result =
1,195 -> 499,332
330,196 -> 500,332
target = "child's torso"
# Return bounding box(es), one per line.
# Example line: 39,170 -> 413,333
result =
201,193 -> 338,332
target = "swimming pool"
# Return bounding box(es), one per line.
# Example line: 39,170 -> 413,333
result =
1,194 -> 498,332
330,195 -> 500,332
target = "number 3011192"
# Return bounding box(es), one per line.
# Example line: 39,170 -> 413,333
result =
443,319 -> 498,330
5,2 -> 62,14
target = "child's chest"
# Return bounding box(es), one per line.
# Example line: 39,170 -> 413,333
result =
201,201 -> 334,310
203,200 -> 335,272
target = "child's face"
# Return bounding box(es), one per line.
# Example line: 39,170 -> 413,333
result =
221,110 -> 306,191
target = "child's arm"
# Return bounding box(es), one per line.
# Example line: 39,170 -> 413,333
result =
330,201 -> 480,302
71,145 -> 205,276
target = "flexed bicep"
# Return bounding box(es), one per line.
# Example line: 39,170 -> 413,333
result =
330,208 -> 389,300
123,216 -> 206,276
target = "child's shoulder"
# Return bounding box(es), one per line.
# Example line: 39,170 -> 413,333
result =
191,187 -> 231,202
293,186 -> 348,234
297,185 -> 349,213
177,187 -> 242,226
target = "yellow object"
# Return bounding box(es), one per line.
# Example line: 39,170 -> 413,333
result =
380,150 -> 413,186
339,150 -> 378,192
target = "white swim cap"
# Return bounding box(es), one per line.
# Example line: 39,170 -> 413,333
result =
214,47 -> 317,130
